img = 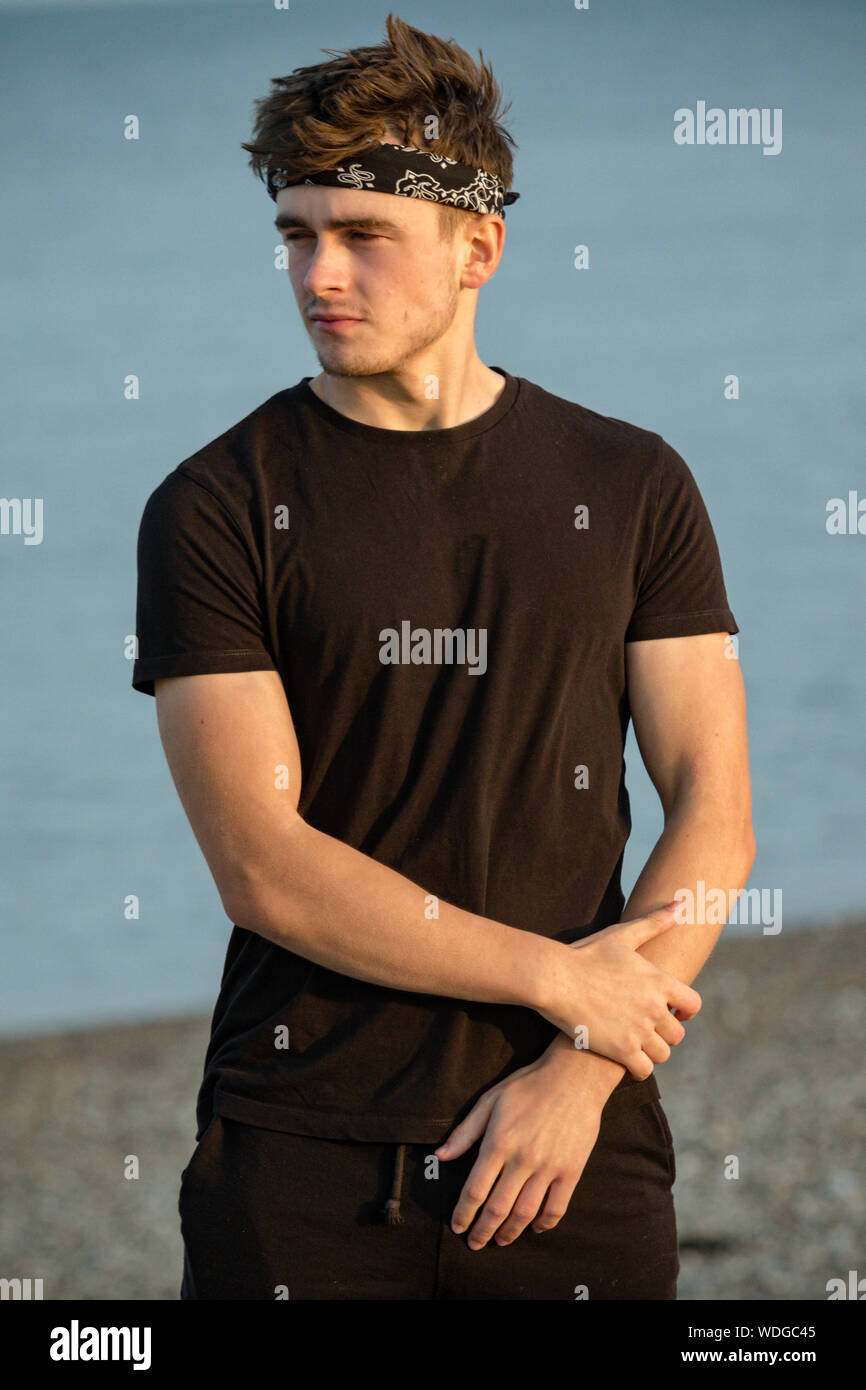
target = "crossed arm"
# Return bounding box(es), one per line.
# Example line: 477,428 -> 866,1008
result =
546,627 -> 755,1079
153,629 -> 754,1245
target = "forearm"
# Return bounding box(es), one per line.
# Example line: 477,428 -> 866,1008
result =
231,815 -> 563,1012
544,792 -> 755,1092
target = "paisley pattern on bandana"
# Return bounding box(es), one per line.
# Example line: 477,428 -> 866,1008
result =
266,141 -> 519,217
327,163 -> 377,191
393,167 -> 505,214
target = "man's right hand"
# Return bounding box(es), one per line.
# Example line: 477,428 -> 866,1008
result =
537,904 -> 701,1079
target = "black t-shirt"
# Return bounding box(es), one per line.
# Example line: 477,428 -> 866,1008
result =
132,367 -> 737,1143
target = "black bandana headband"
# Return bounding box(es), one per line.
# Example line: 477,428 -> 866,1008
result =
267,141 -> 519,218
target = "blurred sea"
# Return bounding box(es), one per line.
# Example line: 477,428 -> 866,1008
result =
1,0 -> 863,1035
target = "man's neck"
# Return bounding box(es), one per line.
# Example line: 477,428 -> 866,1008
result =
308,359 -> 506,432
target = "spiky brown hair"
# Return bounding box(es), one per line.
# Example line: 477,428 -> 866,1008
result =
241,13 -> 518,239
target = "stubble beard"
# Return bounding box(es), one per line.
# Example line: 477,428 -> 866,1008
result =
313,275 -> 460,379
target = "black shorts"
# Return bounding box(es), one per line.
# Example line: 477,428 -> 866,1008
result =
177,1081 -> 678,1300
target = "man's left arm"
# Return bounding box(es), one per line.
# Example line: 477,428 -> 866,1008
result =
551,629 -> 755,1064
437,631 -> 755,1248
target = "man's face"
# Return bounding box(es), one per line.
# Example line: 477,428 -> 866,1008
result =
275,184 -> 465,378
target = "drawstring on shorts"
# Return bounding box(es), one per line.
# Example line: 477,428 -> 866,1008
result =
382,1142 -> 407,1225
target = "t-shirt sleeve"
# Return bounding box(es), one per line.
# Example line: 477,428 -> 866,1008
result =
625,436 -> 738,642
131,466 -> 277,696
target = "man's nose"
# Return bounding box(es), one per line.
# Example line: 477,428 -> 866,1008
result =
302,238 -> 351,297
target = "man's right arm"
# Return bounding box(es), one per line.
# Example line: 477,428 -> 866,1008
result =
153,670 -> 699,1077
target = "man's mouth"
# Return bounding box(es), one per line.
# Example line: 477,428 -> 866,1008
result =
311,311 -> 361,323
310,313 -> 364,332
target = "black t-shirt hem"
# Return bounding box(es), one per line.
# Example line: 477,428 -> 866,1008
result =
625,608 -> 738,642
210,1071 -> 660,1144
132,650 -> 278,696
213,1087 -> 456,1144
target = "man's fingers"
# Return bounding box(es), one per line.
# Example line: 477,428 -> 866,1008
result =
434,1092 -> 494,1161
625,1051 -> 654,1080
669,980 -> 702,1019
462,1164 -> 527,1249
632,994 -> 694,1069
531,1175 -> 577,1234
492,1172 -> 553,1246
640,1032 -> 671,1065
616,902 -> 680,949
655,1010 -> 686,1046
449,1151 -> 504,1235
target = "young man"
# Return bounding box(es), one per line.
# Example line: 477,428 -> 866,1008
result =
132,15 -> 754,1300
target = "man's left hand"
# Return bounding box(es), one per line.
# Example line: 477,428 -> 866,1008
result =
433,1049 -> 611,1249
